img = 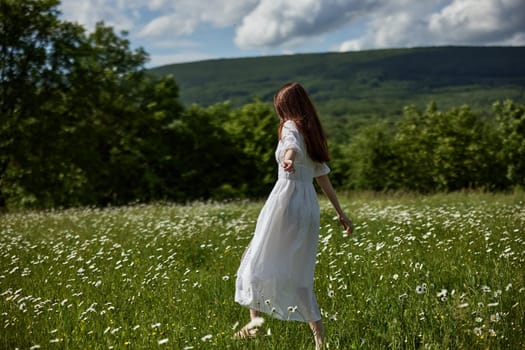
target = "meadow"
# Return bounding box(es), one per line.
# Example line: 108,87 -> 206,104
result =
1,192 -> 524,349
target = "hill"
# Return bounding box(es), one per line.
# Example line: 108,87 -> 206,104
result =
150,46 -> 525,117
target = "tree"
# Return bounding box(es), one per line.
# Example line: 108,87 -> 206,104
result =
164,102 -> 240,200
66,24 -> 182,205
391,103 -> 439,192
392,102 -> 500,192
0,0 -> 184,208
494,100 -> 525,188
342,123 -> 397,191
1,0 -> 88,207
223,99 -> 278,197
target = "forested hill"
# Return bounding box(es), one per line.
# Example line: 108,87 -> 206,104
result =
150,46 -> 525,117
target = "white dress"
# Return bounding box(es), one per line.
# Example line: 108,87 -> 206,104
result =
235,120 -> 330,322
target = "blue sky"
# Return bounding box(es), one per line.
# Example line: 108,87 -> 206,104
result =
58,0 -> 525,68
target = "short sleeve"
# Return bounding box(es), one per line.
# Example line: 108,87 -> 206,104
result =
314,162 -> 330,177
281,120 -> 302,154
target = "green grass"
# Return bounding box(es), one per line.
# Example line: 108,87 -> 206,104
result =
1,192 -> 524,349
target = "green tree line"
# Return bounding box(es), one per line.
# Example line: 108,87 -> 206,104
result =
1,0 -> 524,209
330,100 -> 525,193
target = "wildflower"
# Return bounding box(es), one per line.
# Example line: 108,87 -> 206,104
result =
265,299 -> 271,305
398,293 -> 408,301
158,338 -> 169,345
287,306 -> 298,313
475,317 -> 483,323
490,313 -> 501,323
151,323 -> 161,328
473,327 -> 483,336
481,285 -> 491,293
222,275 -> 229,281
201,334 -> 212,342
487,302 -> 499,307
437,289 -> 448,301
488,329 -> 496,337
415,283 -> 427,294
329,313 -> 338,321
392,274 -> 399,280
49,339 -> 60,343
457,303 -> 469,309
29,345 -> 41,350
328,290 -> 335,298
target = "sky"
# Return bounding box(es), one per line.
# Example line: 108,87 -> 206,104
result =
58,0 -> 525,68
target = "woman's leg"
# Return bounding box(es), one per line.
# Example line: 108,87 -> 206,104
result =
250,309 -> 260,319
309,319 -> 324,350
233,309 -> 263,339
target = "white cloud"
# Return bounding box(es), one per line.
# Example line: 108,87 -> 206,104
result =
148,52 -> 215,67
139,13 -> 197,37
198,0 -> 260,27
59,0 -> 137,32
138,0 -> 259,38
60,0 -> 259,36
59,0 -> 261,64
336,2 -> 439,51
337,0 -> 525,52
495,32 -> 525,46
338,39 -> 361,52
147,0 -> 169,11
235,0 -> 379,49
57,0 -> 525,65
428,0 -> 525,44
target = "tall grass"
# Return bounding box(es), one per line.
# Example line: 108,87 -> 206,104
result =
1,192 -> 524,349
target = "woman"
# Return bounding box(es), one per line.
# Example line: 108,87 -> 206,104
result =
234,82 -> 353,349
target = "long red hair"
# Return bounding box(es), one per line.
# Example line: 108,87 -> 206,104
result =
274,82 -> 330,163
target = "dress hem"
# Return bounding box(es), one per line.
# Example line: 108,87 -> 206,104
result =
234,300 -> 321,323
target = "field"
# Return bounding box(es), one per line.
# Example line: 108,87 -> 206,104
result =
1,192 -> 524,349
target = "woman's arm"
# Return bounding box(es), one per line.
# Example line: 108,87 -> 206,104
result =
315,174 -> 353,235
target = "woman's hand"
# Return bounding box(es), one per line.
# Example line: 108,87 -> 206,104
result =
338,213 -> 353,236
282,159 -> 295,173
